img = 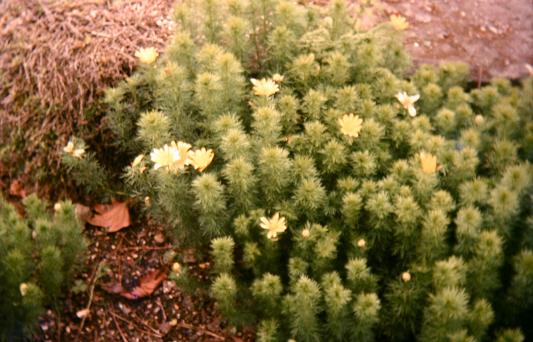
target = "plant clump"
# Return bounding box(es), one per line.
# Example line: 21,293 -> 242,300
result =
0,195 -> 87,340
71,0 -> 533,340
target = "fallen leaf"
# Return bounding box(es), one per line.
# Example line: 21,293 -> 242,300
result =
101,270 -> 166,300
125,270 -> 167,299
9,179 -> 27,198
87,200 -> 130,232
76,308 -> 90,318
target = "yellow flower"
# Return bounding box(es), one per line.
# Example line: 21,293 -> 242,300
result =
390,15 -> 409,31
189,147 -> 214,172
63,141 -> 85,159
474,115 -> 485,125
135,47 -> 159,65
419,151 -> 438,174
72,148 -> 85,159
150,144 -> 181,171
401,271 -> 411,282
272,73 -> 285,83
54,203 -> 62,211
63,141 -> 75,154
171,141 -> 192,169
259,212 -> 287,241
357,239 -> 366,248
301,228 -> 310,238
20,283 -> 28,296
395,91 -> 420,117
172,262 -> 182,276
251,78 -> 279,97
338,113 -> 363,138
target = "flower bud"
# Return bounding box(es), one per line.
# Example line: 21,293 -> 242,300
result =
20,283 -> 29,296
172,262 -> 182,276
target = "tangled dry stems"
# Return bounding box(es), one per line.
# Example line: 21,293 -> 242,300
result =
1,0 -> 174,114
0,0 -> 174,187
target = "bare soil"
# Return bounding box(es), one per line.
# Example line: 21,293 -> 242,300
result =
378,0 -> 533,81
37,216 -> 254,342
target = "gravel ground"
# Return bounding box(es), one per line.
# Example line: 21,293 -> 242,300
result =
379,0 -> 533,81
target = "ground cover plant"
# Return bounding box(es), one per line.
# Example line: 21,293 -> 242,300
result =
0,195 -> 86,341
64,0 -> 532,340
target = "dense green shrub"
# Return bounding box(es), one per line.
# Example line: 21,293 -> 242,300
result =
74,0 -> 533,340
0,195 -> 87,341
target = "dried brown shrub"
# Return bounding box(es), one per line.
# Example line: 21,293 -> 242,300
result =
0,0 -> 174,195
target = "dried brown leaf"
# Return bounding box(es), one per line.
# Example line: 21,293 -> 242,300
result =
101,270 -> 167,300
124,270 -> 167,300
87,200 -> 130,233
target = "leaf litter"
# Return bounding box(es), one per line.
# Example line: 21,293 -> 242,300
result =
87,200 -> 131,233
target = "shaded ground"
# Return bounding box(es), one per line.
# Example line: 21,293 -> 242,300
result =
37,216 -> 253,342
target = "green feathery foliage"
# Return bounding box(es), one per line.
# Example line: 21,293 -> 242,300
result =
96,0 -> 533,340
0,195 -> 86,341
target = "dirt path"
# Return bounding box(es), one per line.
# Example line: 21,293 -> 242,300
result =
379,0 -> 533,81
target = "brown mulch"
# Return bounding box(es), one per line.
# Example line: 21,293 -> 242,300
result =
37,215 -> 254,342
